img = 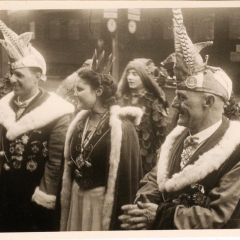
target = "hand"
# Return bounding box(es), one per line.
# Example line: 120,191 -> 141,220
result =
119,204 -> 139,230
119,202 -> 158,230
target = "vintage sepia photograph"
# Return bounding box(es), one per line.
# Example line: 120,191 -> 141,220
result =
0,1 -> 240,239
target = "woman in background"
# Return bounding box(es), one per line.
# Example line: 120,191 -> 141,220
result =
60,64 -> 142,231
117,59 -> 168,175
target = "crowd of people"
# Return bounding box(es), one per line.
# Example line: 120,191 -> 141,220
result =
0,8 -> 240,232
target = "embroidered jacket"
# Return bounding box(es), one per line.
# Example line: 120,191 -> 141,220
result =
0,89 -> 74,210
136,117 -> 240,229
61,105 -> 143,230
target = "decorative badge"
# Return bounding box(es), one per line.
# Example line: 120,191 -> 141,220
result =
27,156 -> 37,172
32,145 -> 40,154
185,76 -> 197,89
191,183 -> 206,205
26,159 -> 38,172
13,161 -> 22,169
192,192 -> 206,205
21,134 -> 29,144
15,143 -> 24,155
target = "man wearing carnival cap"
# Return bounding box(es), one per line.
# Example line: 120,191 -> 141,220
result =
119,8 -> 240,229
0,21 -> 74,231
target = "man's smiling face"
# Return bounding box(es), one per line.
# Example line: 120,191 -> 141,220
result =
172,90 -> 206,132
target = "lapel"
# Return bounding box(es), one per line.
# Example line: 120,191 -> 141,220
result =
157,118 -> 240,193
0,90 -> 74,141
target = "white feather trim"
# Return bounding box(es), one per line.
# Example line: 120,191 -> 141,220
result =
0,92 -> 74,140
157,121 -> 240,192
31,186 -> 56,209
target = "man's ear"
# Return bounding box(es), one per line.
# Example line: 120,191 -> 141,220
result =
34,72 -> 41,83
96,86 -> 103,97
204,94 -> 215,109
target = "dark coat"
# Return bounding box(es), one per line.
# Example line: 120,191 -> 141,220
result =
61,106 -> 143,230
137,117 -> 240,229
0,89 -> 74,232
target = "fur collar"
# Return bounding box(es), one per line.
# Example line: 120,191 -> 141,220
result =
0,91 -> 74,140
157,121 -> 240,192
60,105 -> 142,231
62,105 -> 143,148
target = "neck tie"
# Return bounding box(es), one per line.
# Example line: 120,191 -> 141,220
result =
180,135 -> 199,169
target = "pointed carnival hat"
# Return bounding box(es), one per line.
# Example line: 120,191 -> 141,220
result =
0,20 -> 47,81
161,8 -> 232,101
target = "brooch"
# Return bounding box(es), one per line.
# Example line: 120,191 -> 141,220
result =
13,161 -> 22,169
21,134 -> 29,144
191,183 -> 206,206
26,156 -> 38,172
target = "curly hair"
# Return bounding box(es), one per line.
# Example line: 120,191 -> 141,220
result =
77,68 -> 117,108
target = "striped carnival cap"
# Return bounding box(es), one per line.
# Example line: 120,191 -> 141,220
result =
177,66 -> 232,101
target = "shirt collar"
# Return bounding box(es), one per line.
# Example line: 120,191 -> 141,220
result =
15,90 -> 40,107
190,119 -> 222,144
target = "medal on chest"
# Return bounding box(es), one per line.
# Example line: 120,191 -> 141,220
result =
0,130 -> 48,172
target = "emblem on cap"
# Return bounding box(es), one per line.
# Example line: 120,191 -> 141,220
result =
185,76 -> 197,89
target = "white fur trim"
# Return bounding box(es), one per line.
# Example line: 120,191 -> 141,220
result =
102,105 -> 123,230
116,106 -> 143,125
157,121 -> 240,192
60,110 -> 89,231
157,125 -> 186,191
60,105 -> 139,230
31,187 -> 56,210
0,92 -> 74,140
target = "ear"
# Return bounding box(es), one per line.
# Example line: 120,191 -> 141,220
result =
203,94 -> 215,109
96,86 -> 103,97
34,72 -> 41,83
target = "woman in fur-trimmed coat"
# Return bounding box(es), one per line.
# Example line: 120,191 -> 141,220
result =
60,68 -> 143,231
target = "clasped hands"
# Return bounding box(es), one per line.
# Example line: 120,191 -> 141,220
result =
118,194 -> 158,230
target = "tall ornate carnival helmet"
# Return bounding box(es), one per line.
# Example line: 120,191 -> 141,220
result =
0,20 -> 47,81
162,8 -> 232,102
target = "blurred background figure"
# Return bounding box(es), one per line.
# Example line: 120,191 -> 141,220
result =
55,59 -> 92,110
0,73 -> 13,99
117,59 -> 169,175
134,58 -> 169,87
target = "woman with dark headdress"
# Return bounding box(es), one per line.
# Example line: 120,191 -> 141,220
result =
60,52 -> 143,231
117,60 -> 169,175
